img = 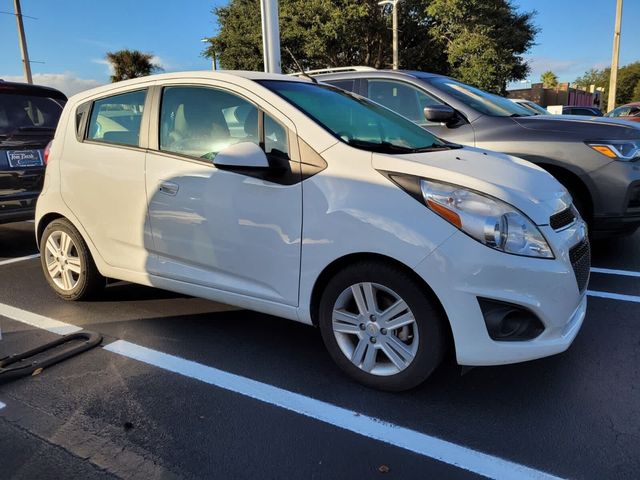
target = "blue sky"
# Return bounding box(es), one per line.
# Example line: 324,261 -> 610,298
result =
1,0 -> 638,95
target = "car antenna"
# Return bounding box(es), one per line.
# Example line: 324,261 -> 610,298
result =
284,47 -> 318,84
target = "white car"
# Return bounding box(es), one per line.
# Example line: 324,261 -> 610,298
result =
36,72 -> 589,390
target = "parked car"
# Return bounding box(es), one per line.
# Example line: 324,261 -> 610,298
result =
312,69 -> 640,237
510,98 -> 549,115
0,80 -> 66,224
605,102 -> 640,123
37,71 -> 588,391
562,106 -> 603,116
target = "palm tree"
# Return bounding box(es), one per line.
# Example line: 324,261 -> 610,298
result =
105,49 -> 162,82
540,70 -> 559,89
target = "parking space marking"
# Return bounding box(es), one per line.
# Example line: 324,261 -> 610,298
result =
104,339 -> 563,480
0,302 -> 82,335
591,267 -> 640,278
587,290 -> 640,303
0,254 -> 40,267
0,401 -> 5,410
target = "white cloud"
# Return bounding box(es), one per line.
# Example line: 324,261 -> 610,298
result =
1,73 -> 104,97
524,55 -> 609,83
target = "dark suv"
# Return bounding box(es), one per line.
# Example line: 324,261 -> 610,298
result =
0,80 -> 66,224
562,106 -> 603,117
312,69 -> 640,237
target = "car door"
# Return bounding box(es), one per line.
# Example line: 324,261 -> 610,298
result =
61,88 -> 153,271
144,84 -> 302,306
362,78 -> 476,144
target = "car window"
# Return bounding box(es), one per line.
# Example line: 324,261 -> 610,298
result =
259,80 -> 445,153
0,93 -> 63,135
159,86 -> 286,161
367,79 -> 442,124
630,107 -> 640,117
87,90 -> 146,147
571,108 -> 595,116
425,77 -> 534,117
326,79 -> 356,93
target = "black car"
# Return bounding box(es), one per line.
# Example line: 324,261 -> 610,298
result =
0,80 -> 66,224
562,106 -> 603,116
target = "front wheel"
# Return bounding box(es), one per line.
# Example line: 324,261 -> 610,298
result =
318,261 -> 446,391
40,219 -> 105,300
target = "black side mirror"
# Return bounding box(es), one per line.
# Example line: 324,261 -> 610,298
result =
424,105 -> 456,123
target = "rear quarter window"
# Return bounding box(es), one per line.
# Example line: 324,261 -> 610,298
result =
87,90 -> 147,147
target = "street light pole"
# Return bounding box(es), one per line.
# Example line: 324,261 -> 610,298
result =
379,0 -> 400,70
201,38 -> 216,71
607,0 -> 623,111
14,0 -> 33,84
260,0 -> 281,74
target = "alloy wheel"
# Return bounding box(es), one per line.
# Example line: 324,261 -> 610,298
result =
44,231 -> 82,291
332,282 -> 419,376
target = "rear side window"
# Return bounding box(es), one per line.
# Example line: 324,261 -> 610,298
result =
0,93 -> 63,134
87,90 -> 146,147
326,80 -> 356,93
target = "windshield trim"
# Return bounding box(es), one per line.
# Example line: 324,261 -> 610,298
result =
257,80 -> 447,154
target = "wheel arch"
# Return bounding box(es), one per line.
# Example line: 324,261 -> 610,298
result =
538,163 -> 594,221
308,252 -> 455,356
36,212 -> 65,248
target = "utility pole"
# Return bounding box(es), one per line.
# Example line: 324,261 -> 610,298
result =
14,0 -> 33,84
379,0 -> 400,70
260,0 -> 281,74
607,0 -> 623,111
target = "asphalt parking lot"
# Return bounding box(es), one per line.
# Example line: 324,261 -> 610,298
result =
1,221 -> 639,480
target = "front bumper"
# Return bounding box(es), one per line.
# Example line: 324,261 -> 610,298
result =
414,222 -> 587,366
588,160 -> 640,235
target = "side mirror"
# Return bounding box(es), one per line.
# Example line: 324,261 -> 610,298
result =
424,105 -> 456,123
213,142 -> 269,169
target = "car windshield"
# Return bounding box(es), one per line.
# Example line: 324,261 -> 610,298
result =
258,80 -> 450,154
0,93 -> 64,135
426,77 -> 535,117
520,101 -> 549,115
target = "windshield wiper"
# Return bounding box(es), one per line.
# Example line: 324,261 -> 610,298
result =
409,143 -> 462,153
346,139 -> 414,154
18,126 -> 56,132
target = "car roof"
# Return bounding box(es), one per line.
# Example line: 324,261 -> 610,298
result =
312,69 -> 450,81
0,79 -> 67,100
66,70 -> 312,103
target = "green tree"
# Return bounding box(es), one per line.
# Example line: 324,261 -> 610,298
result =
575,62 -> 640,110
204,0 -> 536,91
540,70 -> 558,88
425,0 -> 537,93
633,80 -> 640,103
105,49 -> 162,83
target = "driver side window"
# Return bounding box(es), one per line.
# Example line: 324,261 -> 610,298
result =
366,80 -> 443,125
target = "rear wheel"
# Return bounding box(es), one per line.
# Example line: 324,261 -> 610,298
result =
318,261 -> 446,391
40,219 -> 105,300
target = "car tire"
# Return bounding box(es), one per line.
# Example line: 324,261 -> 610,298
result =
40,218 -> 105,300
318,261 -> 446,391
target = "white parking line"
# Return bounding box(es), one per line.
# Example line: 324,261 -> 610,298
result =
1,302 -> 562,480
0,302 -> 82,335
0,401 -> 6,410
587,290 -> 640,303
0,254 -> 40,267
591,267 -> 640,278
105,339 -> 562,480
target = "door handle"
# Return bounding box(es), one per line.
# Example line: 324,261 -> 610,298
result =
159,181 -> 179,196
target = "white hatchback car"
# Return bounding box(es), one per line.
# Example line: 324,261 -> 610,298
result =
37,72 -> 589,390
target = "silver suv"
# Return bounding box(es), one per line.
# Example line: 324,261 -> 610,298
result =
313,69 -> 640,238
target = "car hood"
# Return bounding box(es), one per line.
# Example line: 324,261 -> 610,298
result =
372,146 -> 570,225
512,115 -> 640,140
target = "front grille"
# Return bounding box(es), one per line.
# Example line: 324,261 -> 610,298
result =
569,239 -> 591,292
550,207 -> 576,230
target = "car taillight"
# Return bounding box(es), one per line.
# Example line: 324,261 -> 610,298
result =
44,141 -> 53,165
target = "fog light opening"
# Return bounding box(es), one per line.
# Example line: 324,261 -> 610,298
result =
478,298 -> 545,341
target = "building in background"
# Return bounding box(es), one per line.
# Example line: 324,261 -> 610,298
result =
507,82 -> 603,109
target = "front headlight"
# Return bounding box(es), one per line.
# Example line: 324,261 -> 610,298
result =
419,179 -> 554,258
586,140 -> 640,161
